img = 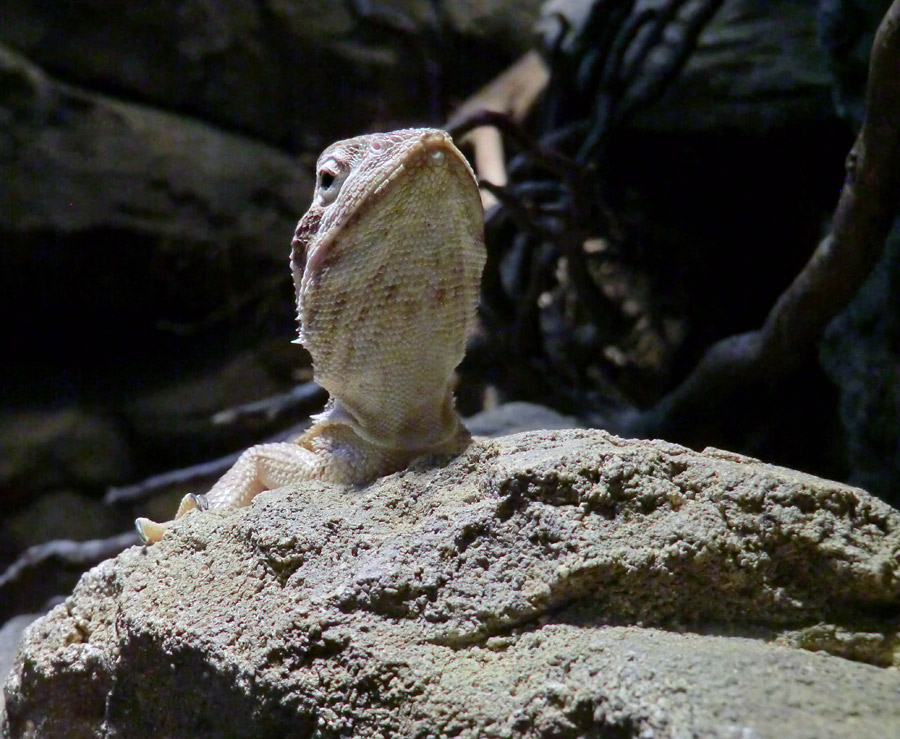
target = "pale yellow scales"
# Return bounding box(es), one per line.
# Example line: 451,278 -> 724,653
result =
137,129 -> 486,543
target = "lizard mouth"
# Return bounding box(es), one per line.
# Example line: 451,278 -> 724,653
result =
370,130 -> 476,199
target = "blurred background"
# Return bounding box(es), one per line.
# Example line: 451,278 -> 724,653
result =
1,0 -> 897,622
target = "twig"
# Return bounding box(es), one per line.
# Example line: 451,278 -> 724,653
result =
210,381 -> 327,425
0,531 -> 140,620
106,384 -> 325,505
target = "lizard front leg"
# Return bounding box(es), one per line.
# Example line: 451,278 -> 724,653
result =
134,424 -> 406,544
135,442 -> 323,544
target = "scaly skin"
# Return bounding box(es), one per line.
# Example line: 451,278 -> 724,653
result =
136,128 -> 485,544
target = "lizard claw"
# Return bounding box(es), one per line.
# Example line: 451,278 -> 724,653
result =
135,492 -> 209,545
190,493 -> 209,511
135,517 -> 171,545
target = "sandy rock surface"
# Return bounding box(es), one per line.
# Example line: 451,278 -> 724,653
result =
4,429 -> 900,737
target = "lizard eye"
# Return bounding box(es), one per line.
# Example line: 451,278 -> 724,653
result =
316,158 -> 347,206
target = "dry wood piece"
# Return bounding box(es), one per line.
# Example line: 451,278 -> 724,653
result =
447,51 -> 551,205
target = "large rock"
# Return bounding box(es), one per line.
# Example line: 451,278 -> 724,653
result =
4,429 -> 899,737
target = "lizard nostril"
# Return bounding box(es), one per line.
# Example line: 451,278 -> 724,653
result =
429,149 -> 445,165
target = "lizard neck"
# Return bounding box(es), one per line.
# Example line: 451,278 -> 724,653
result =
315,386 -> 470,455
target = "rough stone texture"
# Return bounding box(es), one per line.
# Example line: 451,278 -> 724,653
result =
0,615 -> 41,722
5,429 -> 899,737
5,0 -> 896,606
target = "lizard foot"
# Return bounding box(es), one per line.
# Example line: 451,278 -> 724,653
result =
135,517 -> 171,545
135,492 -> 209,544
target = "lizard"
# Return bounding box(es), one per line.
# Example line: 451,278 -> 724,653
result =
135,128 -> 486,544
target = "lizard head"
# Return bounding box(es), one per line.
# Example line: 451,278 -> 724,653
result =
290,129 -> 485,450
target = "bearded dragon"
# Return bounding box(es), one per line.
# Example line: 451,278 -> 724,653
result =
136,128 -> 485,544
